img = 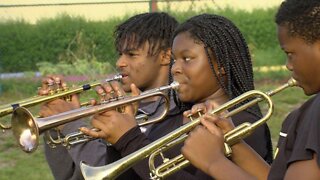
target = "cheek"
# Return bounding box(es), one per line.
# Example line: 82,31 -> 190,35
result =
187,66 -> 215,100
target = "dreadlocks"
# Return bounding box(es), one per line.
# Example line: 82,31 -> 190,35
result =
114,12 -> 178,56
276,0 -> 320,44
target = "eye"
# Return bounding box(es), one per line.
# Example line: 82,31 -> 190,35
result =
128,52 -> 139,57
285,52 -> 293,59
183,57 -> 192,62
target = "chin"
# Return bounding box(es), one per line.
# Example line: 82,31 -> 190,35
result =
121,84 -> 131,93
177,94 -> 189,103
301,86 -> 318,96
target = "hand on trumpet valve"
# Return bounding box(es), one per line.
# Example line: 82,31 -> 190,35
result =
183,100 -> 223,122
38,75 -> 68,95
80,83 -> 141,144
38,75 -> 81,130
96,80 -> 125,102
182,114 -> 231,175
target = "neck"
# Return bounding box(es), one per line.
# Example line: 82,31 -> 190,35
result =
201,88 -> 229,106
141,67 -> 169,103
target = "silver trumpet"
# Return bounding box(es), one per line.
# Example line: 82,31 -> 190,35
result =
11,82 -> 179,153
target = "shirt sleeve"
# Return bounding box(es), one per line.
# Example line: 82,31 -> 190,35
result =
288,97 -> 320,167
112,126 -> 204,180
44,119 -> 107,180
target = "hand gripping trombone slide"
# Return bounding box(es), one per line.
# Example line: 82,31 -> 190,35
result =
11,81 -> 179,153
0,74 -> 122,131
79,78 -> 297,180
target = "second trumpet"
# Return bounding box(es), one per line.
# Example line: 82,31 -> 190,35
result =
11,82 -> 179,153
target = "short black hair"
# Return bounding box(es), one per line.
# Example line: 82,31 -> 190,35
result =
114,12 -> 178,56
275,0 -> 320,43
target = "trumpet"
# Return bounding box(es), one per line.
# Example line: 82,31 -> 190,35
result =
11,81 -> 179,153
45,113 -> 149,148
0,74 -> 122,131
80,78 -> 297,180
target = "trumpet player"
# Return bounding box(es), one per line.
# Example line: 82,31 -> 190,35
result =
165,13 -> 272,179
181,0 -> 320,179
39,12 -> 181,180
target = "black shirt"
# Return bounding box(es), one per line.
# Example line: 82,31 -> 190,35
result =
268,93 -> 320,180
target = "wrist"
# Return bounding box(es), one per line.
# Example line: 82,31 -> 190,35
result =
206,155 -> 230,177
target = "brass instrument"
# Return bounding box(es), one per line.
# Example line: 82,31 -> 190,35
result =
11,81 -> 179,153
0,74 -> 122,131
80,78 -> 297,180
46,113 -> 149,148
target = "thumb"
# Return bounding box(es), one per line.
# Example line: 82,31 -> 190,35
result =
127,83 -> 140,115
71,93 -> 81,108
130,83 -> 141,96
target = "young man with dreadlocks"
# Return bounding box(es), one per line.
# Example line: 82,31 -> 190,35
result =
181,0 -> 320,179
40,12 -> 181,180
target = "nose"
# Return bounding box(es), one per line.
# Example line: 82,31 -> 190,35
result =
171,59 -> 182,76
116,55 -> 127,68
285,59 -> 293,71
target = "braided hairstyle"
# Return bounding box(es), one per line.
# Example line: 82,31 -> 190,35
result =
169,14 -> 273,164
276,0 -> 320,44
171,14 -> 260,116
114,12 -> 178,57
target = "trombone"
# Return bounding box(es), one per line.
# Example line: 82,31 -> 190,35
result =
0,74 -> 122,131
11,81 -> 179,153
79,78 -> 297,180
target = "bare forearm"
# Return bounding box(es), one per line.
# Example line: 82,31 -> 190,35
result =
207,156 -> 257,180
230,141 -> 270,180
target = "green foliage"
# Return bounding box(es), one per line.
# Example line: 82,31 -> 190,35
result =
37,59 -> 113,76
0,8 -> 282,73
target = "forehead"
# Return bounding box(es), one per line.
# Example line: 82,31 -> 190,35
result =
277,25 -> 302,49
119,38 -> 149,52
172,32 -> 203,51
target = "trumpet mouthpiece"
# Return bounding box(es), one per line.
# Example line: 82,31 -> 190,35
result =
170,81 -> 179,90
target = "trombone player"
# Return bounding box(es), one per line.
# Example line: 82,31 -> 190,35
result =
38,12 -> 181,180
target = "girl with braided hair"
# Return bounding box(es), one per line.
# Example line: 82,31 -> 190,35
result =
181,0 -> 320,179
169,13 -> 273,177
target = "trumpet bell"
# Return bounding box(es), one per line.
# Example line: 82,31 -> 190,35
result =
11,107 -> 39,153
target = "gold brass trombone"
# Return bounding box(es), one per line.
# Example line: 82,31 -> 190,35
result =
0,74 -> 122,131
11,81 -> 179,153
79,78 -> 297,180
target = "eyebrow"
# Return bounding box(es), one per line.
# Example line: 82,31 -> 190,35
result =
121,48 -> 139,53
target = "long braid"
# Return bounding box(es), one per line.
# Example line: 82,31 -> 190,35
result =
172,14 -> 273,163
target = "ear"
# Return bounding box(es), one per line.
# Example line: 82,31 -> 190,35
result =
220,67 -> 226,75
315,40 -> 320,55
159,49 -> 171,66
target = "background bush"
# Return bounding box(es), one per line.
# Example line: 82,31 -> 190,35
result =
0,7 -> 282,73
